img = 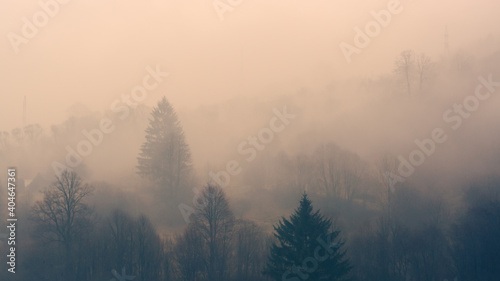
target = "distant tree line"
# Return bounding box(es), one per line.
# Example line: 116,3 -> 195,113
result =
1,95 -> 499,281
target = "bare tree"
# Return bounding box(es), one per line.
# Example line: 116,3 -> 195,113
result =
234,219 -> 269,281
316,145 -> 341,198
452,50 -> 473,73
105,210 -> 165,280
416,53 -> 432,92
376,153 -> 399,219
107,209 -> 136,272
394,50 -> 415,95
174,226 -> 207,281
23,123 -> 43,143
294,154 -> 315,194
134,214 -> 164,280
31,170 -> 94,278
314,143 -> 364,201
191,184 -> 235,281
0,131 -> 10,151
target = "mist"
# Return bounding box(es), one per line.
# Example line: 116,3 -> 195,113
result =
1,0 -> 500,280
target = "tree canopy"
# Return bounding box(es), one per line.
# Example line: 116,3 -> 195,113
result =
264,193 -> 351,281
137,96 -> 192,196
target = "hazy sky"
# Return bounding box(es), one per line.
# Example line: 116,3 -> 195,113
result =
1,0 -> 499,131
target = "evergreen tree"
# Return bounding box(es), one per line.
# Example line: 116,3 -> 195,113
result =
264,193 -> 351,281
137,97 -> 191,196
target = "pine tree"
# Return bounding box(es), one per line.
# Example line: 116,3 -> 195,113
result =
137,97 -> 191,196
264,193 -> 351,281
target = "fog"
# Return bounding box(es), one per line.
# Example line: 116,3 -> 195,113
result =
1,1 -> 500,280
1,0 -> 499,127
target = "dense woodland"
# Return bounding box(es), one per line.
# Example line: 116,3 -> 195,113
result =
0,49 -> 500,281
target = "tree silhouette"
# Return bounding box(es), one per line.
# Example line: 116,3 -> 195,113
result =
453,201 -> 500,281
394,50 -> 415,95
174,225 -> 207,281
264,193 -> 351,281
416,52 -> 432,92
234,219 -> 270,281
191,184 -> 235,281
30,170 -> 94,279
137,96 -> 192,197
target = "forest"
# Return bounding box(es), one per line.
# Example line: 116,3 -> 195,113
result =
1,46 -> 500,281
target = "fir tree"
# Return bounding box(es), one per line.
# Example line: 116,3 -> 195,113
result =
264,193 -> 351,281
137,97 -> 191,196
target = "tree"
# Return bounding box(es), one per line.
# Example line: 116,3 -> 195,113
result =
174,225 -> 207,281
23,123 -> 43,143
452,182 -> 500,281
314,143 -> 365,201
137,96 -> 192,197
106,209 -> 136,272
234,220 -> 269,281
191,184 -> 235,281
264,193 -> 351,281
416,53 -> 432,92
31,170 -> 94,279
394,50 -> 415,95
134,214 -> 165,280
